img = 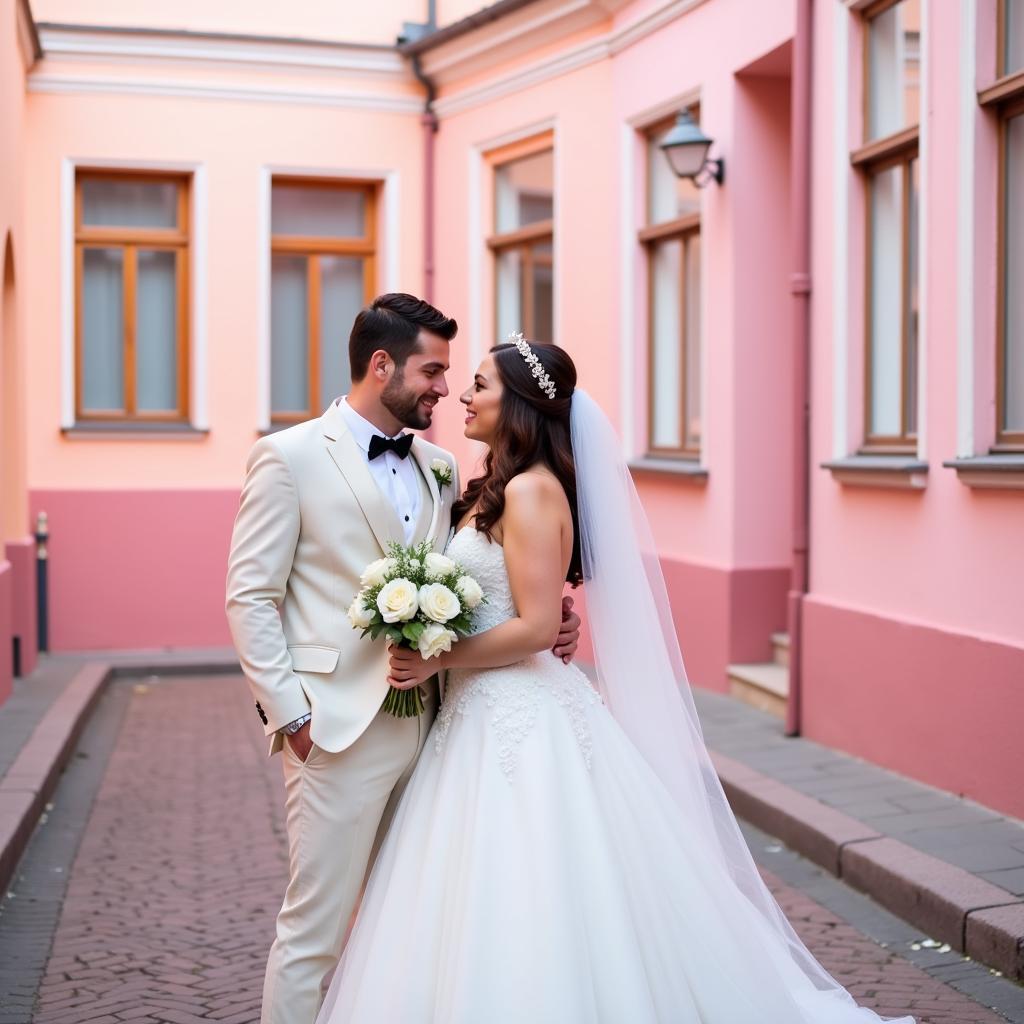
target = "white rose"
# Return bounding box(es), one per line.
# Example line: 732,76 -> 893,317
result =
455,575 -> 484,610
361,557 -> 397,588
430,458 -> 449,474
417,622 -> 457,659
347,595 -> 375,630
376,578 -> 419,623
418,583 -> 461,623
424,552 -> 456,579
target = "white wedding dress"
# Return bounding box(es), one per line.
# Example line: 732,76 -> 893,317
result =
317,524 -> 911,1024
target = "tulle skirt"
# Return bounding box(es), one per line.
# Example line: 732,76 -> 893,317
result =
318,660 -> 911,1023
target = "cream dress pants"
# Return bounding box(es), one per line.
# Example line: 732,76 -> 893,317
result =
260,688 -> 437,1024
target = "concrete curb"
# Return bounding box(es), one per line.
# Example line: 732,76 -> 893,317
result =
711,750 -> 1024,982
0,654 -> 240,894
0,661 -> 110,893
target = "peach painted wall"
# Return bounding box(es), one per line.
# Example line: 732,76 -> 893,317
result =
1,4 -> 28,540
1,1 -> 32,693
23,95 -> 424,491
18,15 -> 427,652
30,0 -> 427,45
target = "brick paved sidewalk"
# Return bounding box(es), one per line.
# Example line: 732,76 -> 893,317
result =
1,673 -> 1021,1023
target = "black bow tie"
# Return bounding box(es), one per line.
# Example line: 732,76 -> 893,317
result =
368,433 -> 413,461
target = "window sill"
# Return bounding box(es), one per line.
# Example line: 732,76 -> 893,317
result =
820,455 -> 928,490
62,422 -> 208,440
628,456 -> 708,482
942,455 -> 1024,491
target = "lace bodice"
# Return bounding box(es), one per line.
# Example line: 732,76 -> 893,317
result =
445,527 -> 518,635
435,527 -> 601,778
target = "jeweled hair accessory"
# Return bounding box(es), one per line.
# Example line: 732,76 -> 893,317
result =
508,331 -> 557,400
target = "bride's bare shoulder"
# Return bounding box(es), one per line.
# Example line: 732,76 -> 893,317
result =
503,470 -> 569,522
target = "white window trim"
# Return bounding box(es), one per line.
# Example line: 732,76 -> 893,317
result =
468,117 -> 559,373
60,156 -> 208,430
834,3 -> 928,458
257,165 -> 399,432
622,90 -> 706,467
832,7 -> 851,459
916,0 -> 930,460
956,0 -> 978,457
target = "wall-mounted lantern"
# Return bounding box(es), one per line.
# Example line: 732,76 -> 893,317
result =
659,109 -> 724,187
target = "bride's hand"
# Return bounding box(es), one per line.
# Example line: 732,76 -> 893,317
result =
387,645 -> 438,690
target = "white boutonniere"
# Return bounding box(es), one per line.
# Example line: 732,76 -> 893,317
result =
430,458 -> 453,489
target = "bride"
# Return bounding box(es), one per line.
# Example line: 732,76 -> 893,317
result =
316,337 -> 912,1023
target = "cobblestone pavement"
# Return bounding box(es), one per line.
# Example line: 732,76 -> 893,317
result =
1,675 -> 1021,1023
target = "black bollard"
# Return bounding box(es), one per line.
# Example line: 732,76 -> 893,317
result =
35,511 -> 48,653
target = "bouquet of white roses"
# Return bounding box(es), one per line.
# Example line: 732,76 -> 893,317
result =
347,539 -> 485,717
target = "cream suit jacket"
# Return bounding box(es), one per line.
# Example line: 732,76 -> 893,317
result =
225,400 -> 459,755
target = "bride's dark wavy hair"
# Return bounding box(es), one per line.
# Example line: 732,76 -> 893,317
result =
452,341 -> 582,586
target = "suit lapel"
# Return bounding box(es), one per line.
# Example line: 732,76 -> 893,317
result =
321,404 -> 403,555
409,438 -> 443,547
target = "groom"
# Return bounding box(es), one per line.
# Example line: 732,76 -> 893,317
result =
226,293 -> 581,1024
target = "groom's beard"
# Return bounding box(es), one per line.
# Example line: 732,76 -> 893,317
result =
381,371 -> 435,431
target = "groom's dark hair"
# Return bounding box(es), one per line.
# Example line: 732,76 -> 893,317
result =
349,293 -> 458,381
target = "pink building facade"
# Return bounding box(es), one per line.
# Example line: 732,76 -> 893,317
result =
1,0 -> 1022,816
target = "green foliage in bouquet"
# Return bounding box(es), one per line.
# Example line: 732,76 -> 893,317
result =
347,540 -> 485,718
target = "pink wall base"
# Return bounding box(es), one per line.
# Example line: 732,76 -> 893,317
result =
0,560 -> 12,705
663,558 -> 789,690
802,596 -> 1024,820
5,535 -> 37,676
30,489 -> 241,651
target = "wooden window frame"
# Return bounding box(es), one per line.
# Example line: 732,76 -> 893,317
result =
641,216 -> 702,459
74,169 -> 190,424
638,112 -> 704,460
983,4 -> 1024,451
269,177 -> 377,426
855,0 -> 921,453
486,134 -> 555,343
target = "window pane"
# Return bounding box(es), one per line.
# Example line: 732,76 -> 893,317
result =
869,164 -> 904,437
867,0 -> 921,142
648,126 -> 701,224
496,248 -> 523,341
271,255 -> 309,415
272,185 -> 366,238
650,238 -> 683,450
136,250 -> 178,412
684,233 -> 702,450
531,242 -> 553,343
905,159 -> 919,437
319,256 -> 362,413
1007,0 -> 1024,75
81,179 -> 178,229
81,248 -> 124,411
1005,113 -> 1024,433
495,151 -> 554,233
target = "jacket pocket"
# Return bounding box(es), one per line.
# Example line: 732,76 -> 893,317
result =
288,645 -> 341,674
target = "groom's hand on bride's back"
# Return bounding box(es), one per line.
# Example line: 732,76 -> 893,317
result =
553,596 -> 581,664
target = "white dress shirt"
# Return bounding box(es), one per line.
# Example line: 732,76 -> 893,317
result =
337,397 -> 422,545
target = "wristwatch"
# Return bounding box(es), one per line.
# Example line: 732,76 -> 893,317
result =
282,713 -> 312,735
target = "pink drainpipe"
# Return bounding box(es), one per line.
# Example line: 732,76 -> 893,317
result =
785,0 -> 814,737
411,54 -> 440,441
411,54 -> 439,304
